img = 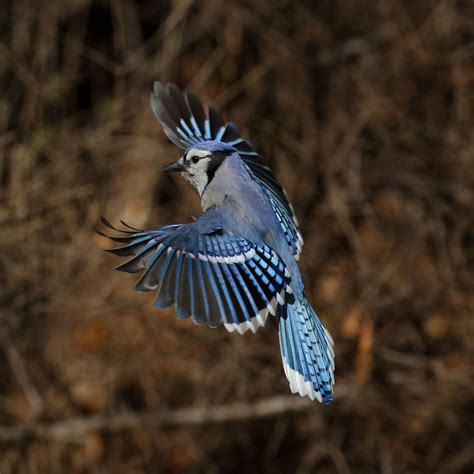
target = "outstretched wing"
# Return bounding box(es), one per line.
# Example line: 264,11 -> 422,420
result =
98,210 -> 294,334
150,82 -> 303,259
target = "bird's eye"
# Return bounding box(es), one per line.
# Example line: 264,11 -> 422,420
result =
191,156 -> 199,164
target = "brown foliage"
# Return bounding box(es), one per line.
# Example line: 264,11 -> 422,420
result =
1,0 -> 473,472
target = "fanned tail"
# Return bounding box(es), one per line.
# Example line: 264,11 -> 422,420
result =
279,298 -> 335,403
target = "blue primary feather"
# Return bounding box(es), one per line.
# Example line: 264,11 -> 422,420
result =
100,208 -> 292,329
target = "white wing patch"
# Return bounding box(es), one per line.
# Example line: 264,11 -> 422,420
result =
223,288 -> 287,335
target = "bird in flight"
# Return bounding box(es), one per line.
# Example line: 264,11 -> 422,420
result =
99,82 -> 335,403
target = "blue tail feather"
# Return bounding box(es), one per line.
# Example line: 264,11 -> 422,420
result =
279,299 -> 335,403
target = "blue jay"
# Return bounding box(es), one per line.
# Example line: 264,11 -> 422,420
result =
100,82 -> 335,403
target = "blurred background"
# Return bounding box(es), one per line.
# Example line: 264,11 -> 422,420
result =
1,0 -> 473,472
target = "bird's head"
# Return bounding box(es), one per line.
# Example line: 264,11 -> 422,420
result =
162,141 -> 235,195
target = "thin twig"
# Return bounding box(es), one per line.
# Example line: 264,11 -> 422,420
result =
0,391 -> 350,443
6,345 -> 44,418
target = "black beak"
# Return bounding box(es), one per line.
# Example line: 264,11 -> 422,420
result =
162,160 -> 185,173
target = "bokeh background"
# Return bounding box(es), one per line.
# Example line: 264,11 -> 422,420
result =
1,1 -> 473,472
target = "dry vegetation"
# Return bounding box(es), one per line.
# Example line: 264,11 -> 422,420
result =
1,0 -> 474,472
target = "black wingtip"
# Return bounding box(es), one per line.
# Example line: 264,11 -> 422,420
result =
99,216 -> 131,233
153,81 -> 165,95
150,82 -> 189,148
99,216 -> 143,233
100,215 -> 113,228
166,82 -> 180,93
96,217 -> 146,249
95,228 -> 109,239
120,220 -> 143,231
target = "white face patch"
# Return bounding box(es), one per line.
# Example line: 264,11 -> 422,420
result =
180,149 -> 213,196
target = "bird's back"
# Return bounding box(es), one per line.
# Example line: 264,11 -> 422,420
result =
202,154 -> 300,285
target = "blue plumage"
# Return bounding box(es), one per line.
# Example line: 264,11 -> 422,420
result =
151,82 -> 303,260
100,210 -> 293,331
100,82 -> 335,403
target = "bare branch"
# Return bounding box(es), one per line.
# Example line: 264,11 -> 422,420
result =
6,345 -> 44,418
0,389 -> 351,444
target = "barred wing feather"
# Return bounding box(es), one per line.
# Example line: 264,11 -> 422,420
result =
99,211 -> 294,334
